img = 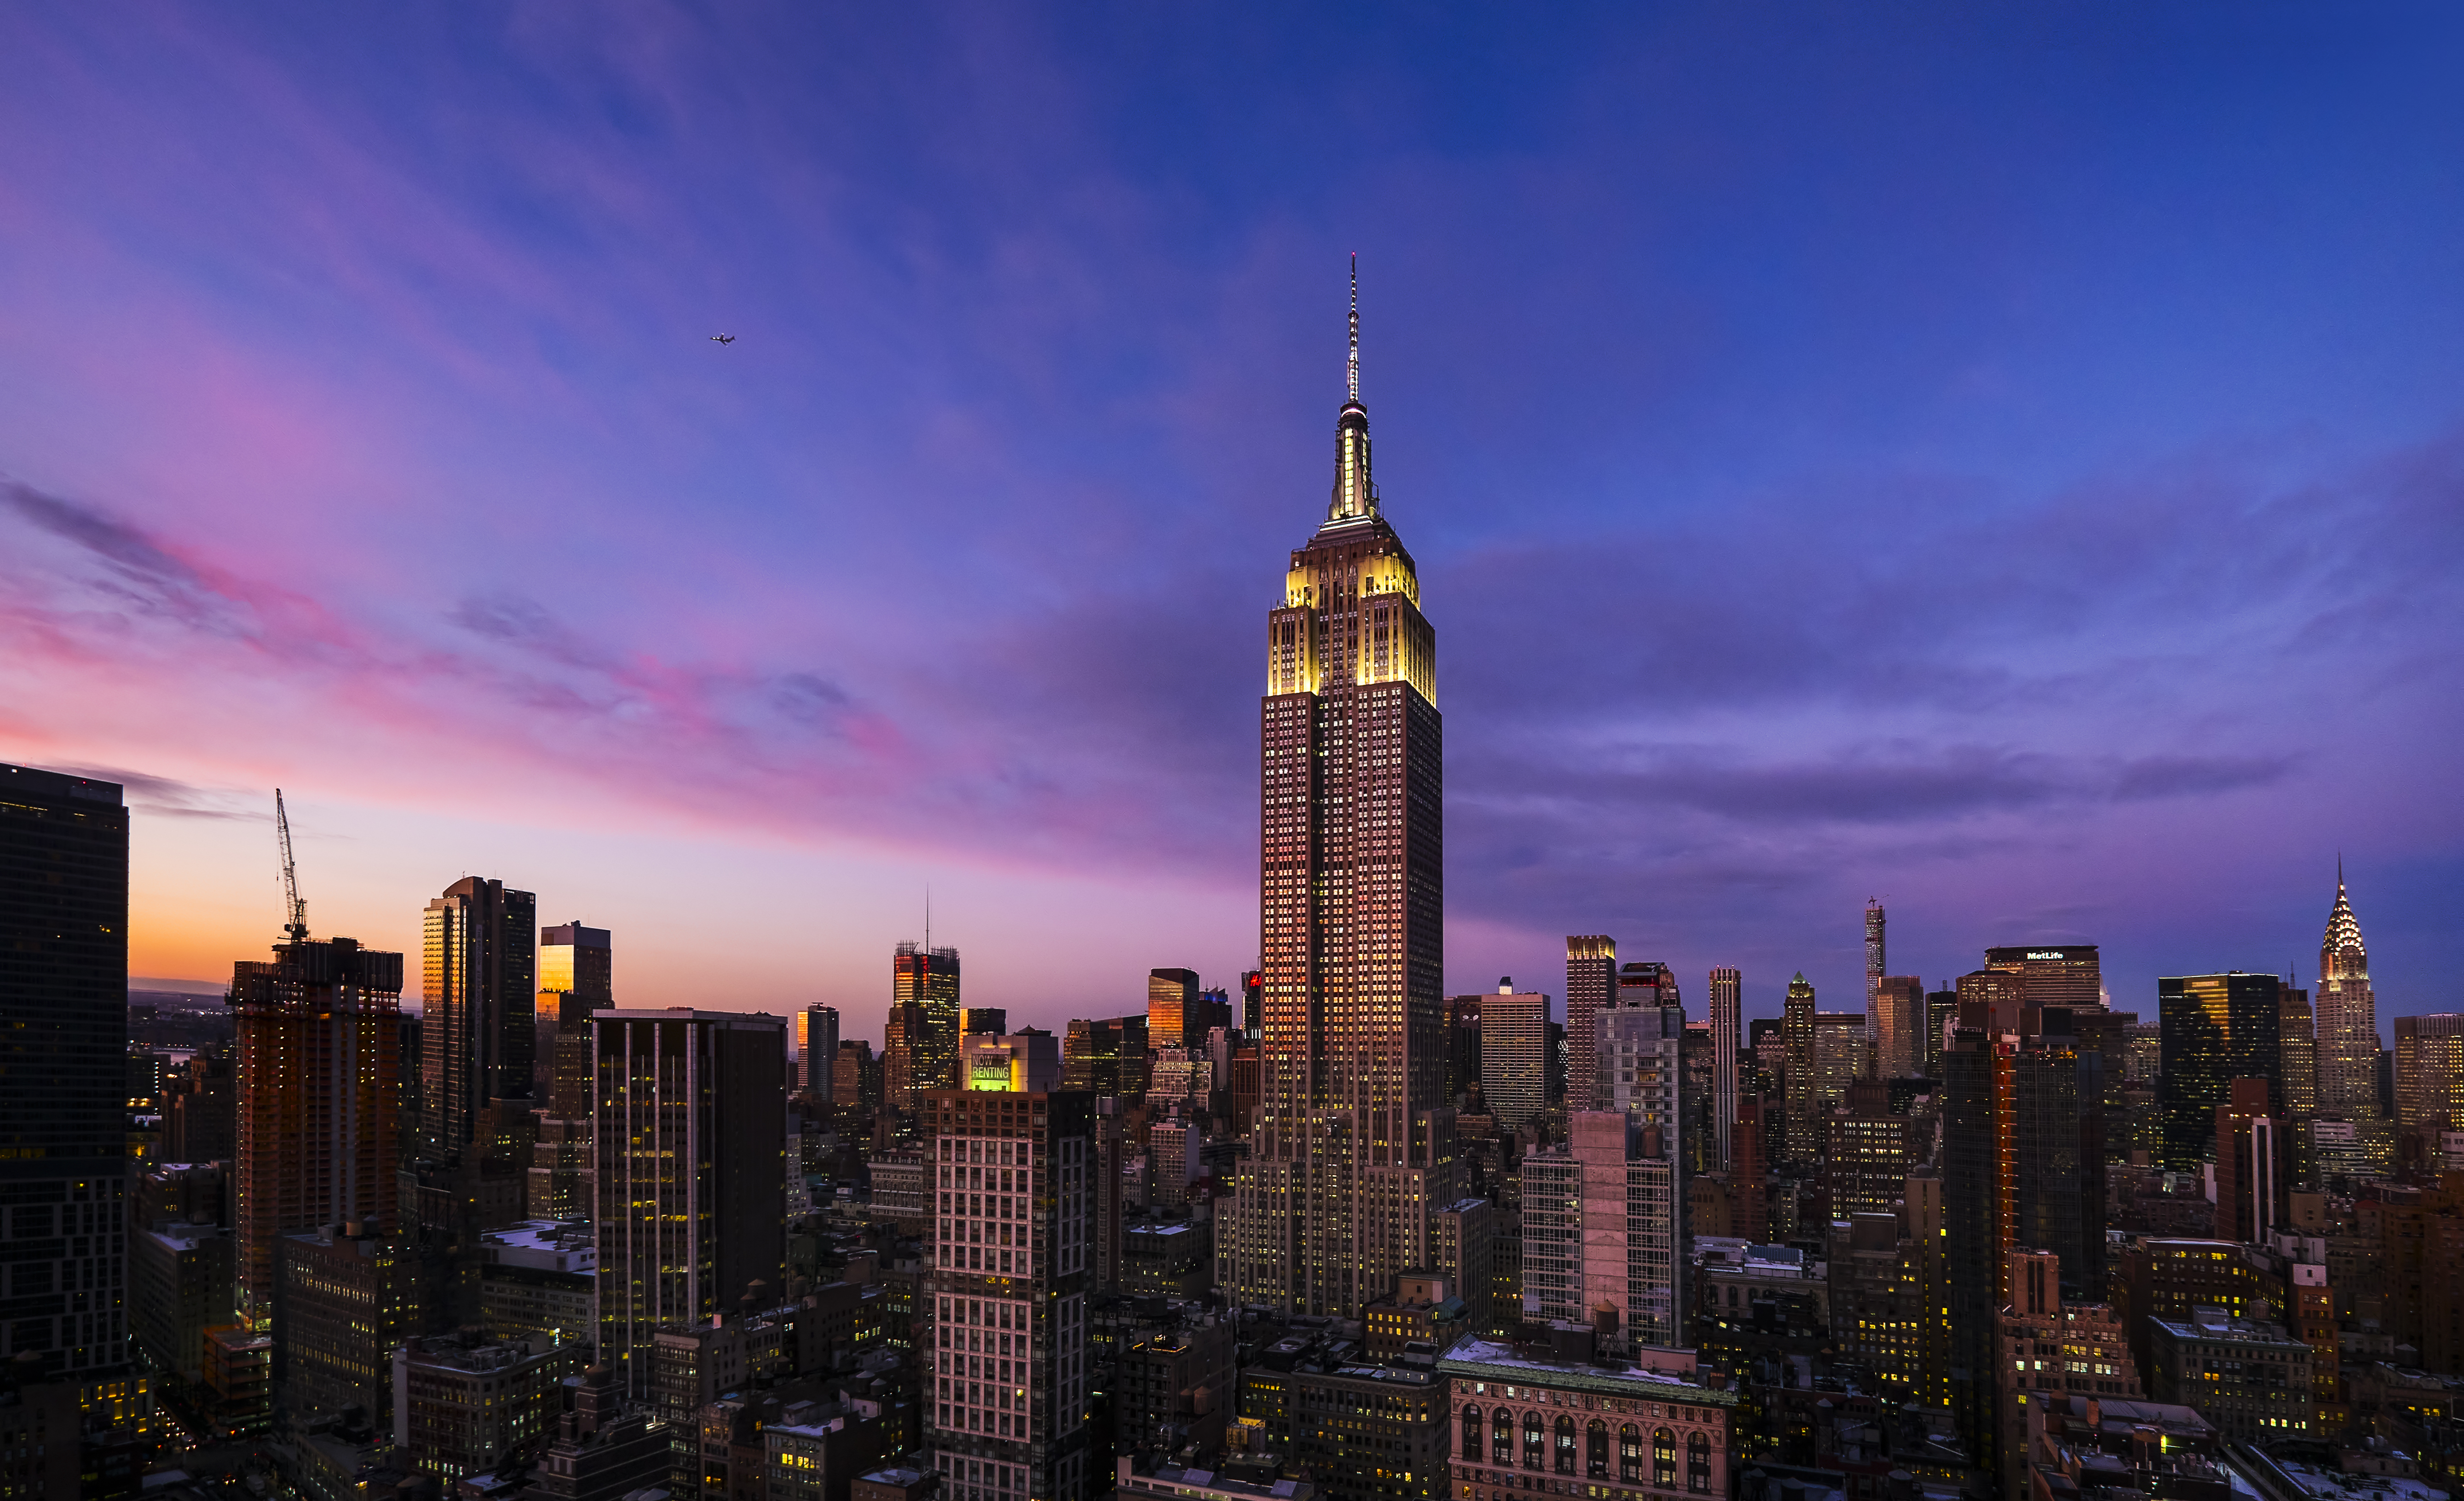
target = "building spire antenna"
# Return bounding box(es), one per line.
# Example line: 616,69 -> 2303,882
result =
1347,253 -> 1360,403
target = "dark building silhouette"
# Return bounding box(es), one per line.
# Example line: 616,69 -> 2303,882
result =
884,942 -> 959,1109
1565,937 -> 1616,1112
2159,973 -> 2283,1171
0,763 -> 132,1379
418,877 -> 538,1162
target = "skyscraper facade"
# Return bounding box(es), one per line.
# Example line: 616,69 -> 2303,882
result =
229,936 -> 405,1315
1520,1112 -> 1685,1348
922,1089 -> 1098,1501
593,1009 -> 786,1394
2315,871 -> 2380,1125
796,1005 -> 840,1097
1476,984 -> 1549,1132
885,942 -> 961,1109
2158,973 -> 2283,1171
1865,900 -> 1885,1024
2395,1014 -> 2464,1141
1781,973 -> 1817,1166
419,877 -> 538,1162
1223,273 -> 1449,1317
1709,967 -> 1740,1173
1983,945 -> 2104,1012
0,763 -> 132,1378
2277,984 -> 2318,1185
1872,976 -> 1925,1081
1145,968 -> 1199,1051
534,921 -> 610,1106
1565,937 -> 1616,1115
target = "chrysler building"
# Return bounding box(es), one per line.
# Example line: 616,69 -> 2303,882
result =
1217,264 -> 1452,1316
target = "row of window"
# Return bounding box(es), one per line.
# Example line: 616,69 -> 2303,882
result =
1459,1410 -> 1711,1490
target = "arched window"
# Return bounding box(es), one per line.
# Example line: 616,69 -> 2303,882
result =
1554,1415 -> 1576,1474
1618,1424 -> 1641,1482
1462,1406 -> 1482,1462
1687,1432 -> 1711,1493
1523,1411 -> 1546,1470
1653,1428 -> 1677,1489
1585,1419 -> 1609,1478
1492,1409 -> 1514,1466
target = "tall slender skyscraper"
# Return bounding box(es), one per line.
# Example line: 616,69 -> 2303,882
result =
885,941 -> 961,1109
1709,967 -> 1740,1172
1781,972 -> 1817,1166
1566,937 -> 1616,1112
536,921 -> 611,1116
419,877 -> 538,1162
2316,867 -> 2380,1124
0,764 -> 132,1378
1221,266 -> 1448,1317
795,1005 -> 840,1097
1864,900 -> 1885,1025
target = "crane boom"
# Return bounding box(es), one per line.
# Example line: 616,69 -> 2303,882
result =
275,788 -> 307,942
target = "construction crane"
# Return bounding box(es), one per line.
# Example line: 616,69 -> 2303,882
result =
275,788 -> 308,943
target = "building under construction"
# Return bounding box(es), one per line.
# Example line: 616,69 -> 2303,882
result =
229,935 -> 405,1317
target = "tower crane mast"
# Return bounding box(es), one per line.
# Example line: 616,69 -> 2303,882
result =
275,788 -> 307,942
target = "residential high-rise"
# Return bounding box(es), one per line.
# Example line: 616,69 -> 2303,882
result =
1865,900 -> 1886,1024
1520,1111 -> 1686,1347
922,1088 -> 1098,1501
229,935 -> 404,1316
2395,1015 -> 2464,1142
593,1009 -> 786,1394
797,1005 -> 841,1097
1600,1001 -> 1682,1135
1146,969 -> 1199,1050
1872,976 -> 1925,1081
1222,271 -> 1448,1318
885,942 -> 961,1109
2211,1078 -> 2285,1243
1983,945 -> 2104,1012
1709,968 -> 1740,1172
420,877 -> 539,1162
2158,973 -> 2283,1171
1565,937 -> 1616,1115
2316,868 -> 2381,1128
1781,973 -> 1817,1165
534,921 -> 610,1107
0,763 -> 133,1379
2277,984 -> 2317,1184
1476,983 -> 1549,1131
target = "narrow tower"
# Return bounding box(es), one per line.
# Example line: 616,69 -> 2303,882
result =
1865,899 -> 1886,1032
1220,263 -> 1448,1317
2315,864 -> 2383,1137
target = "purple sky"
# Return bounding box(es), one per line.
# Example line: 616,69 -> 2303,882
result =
4,6 -> 2460,1037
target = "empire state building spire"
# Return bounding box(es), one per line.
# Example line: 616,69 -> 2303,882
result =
1330,254 -> 1376,522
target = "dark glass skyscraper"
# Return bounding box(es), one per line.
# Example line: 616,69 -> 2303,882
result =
885,941 -> 960,1108
2158,972 -> 2283,1172
0,762 -> 131,1377
1222,267 -> 1448,1316
418,876 -> 538,1162
1565,936 -> 1616,1110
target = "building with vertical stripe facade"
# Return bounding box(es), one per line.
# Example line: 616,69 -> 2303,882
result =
923,1089 -> 1096,1501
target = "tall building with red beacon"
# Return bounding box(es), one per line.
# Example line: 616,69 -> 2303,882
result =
1218,264 -> 1450,1318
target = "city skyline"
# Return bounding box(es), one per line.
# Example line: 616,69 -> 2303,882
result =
6,7 -> 2461,1033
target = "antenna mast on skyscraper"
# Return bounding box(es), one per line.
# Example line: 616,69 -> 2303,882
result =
1346,253 -> 1360,403
274,788 -> 308,942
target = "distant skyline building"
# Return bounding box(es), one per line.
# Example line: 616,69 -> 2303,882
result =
2315,869 -> 2381,1126
1220,267 -> 1451,1319
1600,1000 -> 1682,1134
962,1030 -> 1062,1093
2395,1014 -> 2464,1142
1983,944 -> 2104,1012
1865,900 -> 1885,1025
885,942 -> 961,1110
1709,967 -> 1740,1172
1782,972 -> 1817,1165
593,1008 -> 786,1395
534,920 -> 610,1108
419,877 -> 538,1162
1565,936 -> 1616,1116
1872,975 -> 1925,1081
796,1004 -> 840,1097
1445,992 -> 1483,1109
1478,982 -> 1549,1131
0,763 -> 134,1379
229,935 -> 404,1317
1145,968 -> 1199,1050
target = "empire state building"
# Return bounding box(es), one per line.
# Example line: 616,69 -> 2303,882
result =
1219,266 -> 1452,1317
